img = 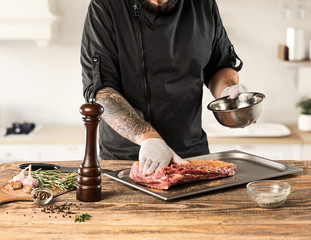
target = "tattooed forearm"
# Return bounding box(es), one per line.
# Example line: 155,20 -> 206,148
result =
95,87 -> 160,144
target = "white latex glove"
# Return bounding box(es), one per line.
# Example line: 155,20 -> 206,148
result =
139,138 -> 187,175
220,84 -> 244,99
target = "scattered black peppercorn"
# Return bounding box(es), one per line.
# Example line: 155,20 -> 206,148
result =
41,203 -> 81,219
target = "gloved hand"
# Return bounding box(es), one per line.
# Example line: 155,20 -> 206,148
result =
138,138 -> 187,175
220,84 -> 244,99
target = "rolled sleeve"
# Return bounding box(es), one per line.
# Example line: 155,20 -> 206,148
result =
203,0 -> 243,86
81,0 -> 121,102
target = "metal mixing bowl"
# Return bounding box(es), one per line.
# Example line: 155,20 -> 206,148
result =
207,92 -> 265,128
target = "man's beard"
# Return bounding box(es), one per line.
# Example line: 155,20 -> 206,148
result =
138,0 -> 178,14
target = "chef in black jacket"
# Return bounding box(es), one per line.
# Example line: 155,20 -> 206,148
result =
81,0 -> 243,175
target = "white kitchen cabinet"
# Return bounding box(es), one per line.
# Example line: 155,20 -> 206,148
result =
0,0 -> 60,47
0,125 -> 308,163
301,144 -> 311,160
0,145 -> 38,163
0,142 -> 305,163
37,145 -> 85,161
209,144 -> 302,161
0,144 -> 85,163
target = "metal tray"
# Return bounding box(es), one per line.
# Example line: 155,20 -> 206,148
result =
103,150 -> 302,200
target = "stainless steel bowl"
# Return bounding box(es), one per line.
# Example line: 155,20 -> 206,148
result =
207,92 -> 265,128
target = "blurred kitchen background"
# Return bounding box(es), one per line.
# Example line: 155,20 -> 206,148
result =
0,0 -> 311,162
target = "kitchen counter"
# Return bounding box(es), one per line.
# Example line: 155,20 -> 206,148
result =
0,124 -> 309,145
207,125 -> 311,160
0,160 -> 310,240
0,125 -> 310,162
298,128 -> 311,144
0,125 -> 85,144
208,125 -> 305,145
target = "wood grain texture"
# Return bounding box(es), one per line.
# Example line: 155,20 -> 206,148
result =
0,163 -> 74,204
0,160 -> 310,240
0,181 -> 67,205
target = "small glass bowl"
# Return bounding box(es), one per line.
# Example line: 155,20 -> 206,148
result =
246,180 -> 291,209
31,187 -> 53,206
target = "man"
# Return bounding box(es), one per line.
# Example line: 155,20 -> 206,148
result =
81,0 -> 243,175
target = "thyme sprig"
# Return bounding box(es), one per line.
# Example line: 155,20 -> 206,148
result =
32,169 -> 77,191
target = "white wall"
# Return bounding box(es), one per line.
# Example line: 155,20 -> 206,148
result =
0,0 -> 90,127
0,0 -> 310,128
203,0 -> 311,127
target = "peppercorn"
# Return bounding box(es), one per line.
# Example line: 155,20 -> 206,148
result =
33,191 -> 51,200
41,203 -> 80,218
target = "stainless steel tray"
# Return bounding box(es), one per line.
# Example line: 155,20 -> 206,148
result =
103,150 -> 302,200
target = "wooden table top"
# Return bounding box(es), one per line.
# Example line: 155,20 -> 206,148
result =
0,160 -> 310,240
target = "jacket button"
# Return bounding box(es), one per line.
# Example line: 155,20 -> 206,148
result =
92,57 -> 98,62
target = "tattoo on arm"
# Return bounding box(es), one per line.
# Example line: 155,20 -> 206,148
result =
96,87 -> 159,144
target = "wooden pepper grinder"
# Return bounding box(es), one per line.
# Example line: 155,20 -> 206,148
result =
76,99 -> 104,202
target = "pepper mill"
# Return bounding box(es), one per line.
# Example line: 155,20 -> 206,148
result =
76,99 -> 104,202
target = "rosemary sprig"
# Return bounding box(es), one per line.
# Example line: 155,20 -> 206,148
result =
32,169 -> 77,191
75,213 -> 92,223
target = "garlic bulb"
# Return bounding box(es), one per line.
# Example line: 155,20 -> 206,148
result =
8,167 -> 28,190
22,164 -> 39,193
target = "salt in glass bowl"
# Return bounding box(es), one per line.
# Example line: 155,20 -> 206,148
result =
31,187 -> 53,206
246,180 -> 291,209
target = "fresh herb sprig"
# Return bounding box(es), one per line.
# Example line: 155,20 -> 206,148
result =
32,169 -> 77,191
75,213 -> 92,223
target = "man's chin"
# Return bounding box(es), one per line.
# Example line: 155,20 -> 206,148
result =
138,0 -> 178,14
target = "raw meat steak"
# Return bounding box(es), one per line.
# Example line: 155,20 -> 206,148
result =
129,160 -> 237,189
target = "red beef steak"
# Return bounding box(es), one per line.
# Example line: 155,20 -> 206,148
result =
129,160 -> 237,189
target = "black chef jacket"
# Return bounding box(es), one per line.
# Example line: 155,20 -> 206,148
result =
81,0 -> 243,160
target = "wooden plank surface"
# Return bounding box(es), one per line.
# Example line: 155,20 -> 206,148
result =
0,160 -> 310,240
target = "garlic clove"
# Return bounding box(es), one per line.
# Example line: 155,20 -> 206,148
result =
8,167 -> 28,190
22,164 -> 39,193
23,185 -> 34,193
8,179 -> 22,190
